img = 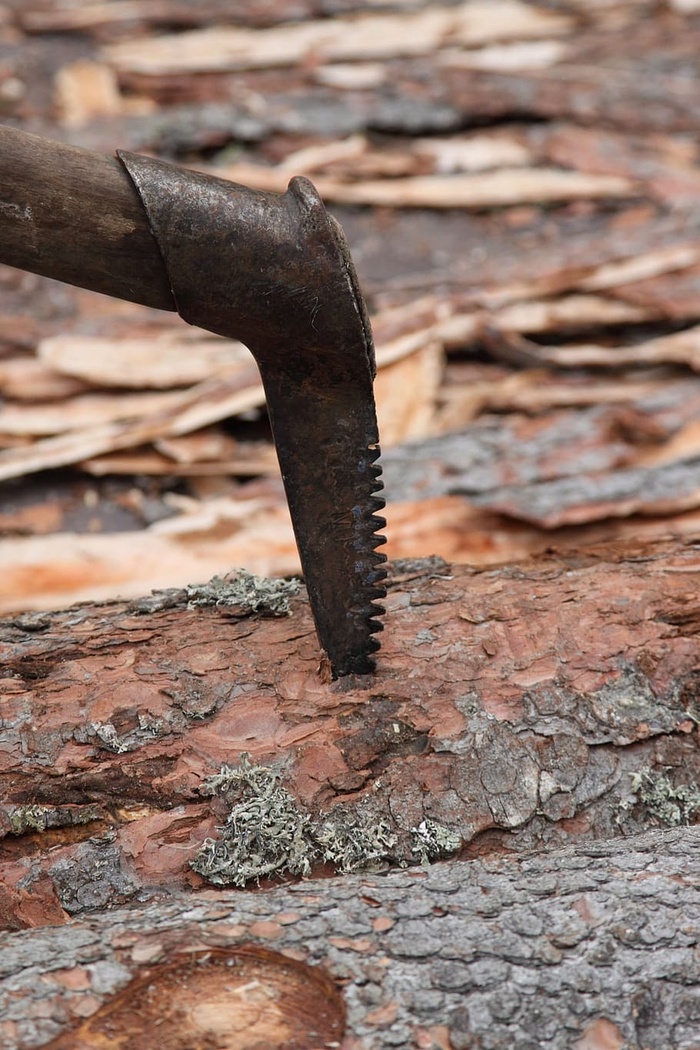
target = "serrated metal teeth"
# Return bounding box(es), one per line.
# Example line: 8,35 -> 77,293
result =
369,462 -> 384,493
351,440 -> 389,670
369,535 -> 387,551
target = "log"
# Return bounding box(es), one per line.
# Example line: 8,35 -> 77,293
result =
0,826 -> 697,1050
1,543 -> 700,1044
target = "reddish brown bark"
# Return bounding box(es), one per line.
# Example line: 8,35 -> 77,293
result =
2,543 -> 699,930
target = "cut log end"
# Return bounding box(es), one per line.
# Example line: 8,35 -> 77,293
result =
45,946 -> 345,1050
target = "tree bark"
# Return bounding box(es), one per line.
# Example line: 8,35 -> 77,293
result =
0,828 -> 698,1049
1,543 -> 700,1046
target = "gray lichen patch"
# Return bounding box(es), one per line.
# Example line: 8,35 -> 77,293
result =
411,818 -> 463,863
191,756 -> 458,887
80,714 -> 165,754
2,803 -> 102,838
185,570 -> 300,616
314,810 -> 398,874
191,757 -> 315,887
129,569 -> 300,617
625,768 -> 700,827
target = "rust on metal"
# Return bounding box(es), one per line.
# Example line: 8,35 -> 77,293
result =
117,152 -> 387,676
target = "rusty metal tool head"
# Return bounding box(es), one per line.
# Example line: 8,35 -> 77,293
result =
0,124 -> 387,677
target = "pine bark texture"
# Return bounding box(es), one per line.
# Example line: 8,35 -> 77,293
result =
1,545 -> 700,1046
0,828 -> 698,1049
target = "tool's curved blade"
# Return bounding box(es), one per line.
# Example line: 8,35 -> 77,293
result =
117,153 -> 387,677
259,359 -> 387,677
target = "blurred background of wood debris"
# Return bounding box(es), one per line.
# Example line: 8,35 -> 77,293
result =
3,0 -> 700,612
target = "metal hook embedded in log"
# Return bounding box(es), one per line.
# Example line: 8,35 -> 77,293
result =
0,124 -> 387,678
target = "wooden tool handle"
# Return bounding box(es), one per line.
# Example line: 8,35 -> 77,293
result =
0,123 -> 175,311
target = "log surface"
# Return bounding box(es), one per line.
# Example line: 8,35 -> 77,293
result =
2,545 -> 699,917
0,827 -> 698,1049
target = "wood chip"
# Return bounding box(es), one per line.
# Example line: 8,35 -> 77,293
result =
0,511 -> 297,614
375,341 -> 444,446
0,372 -> 265,482
435,374 -> 669,432
495,294 -> 656,332
370,292 -> 660,379
479,244 -> 700,308
0,389 -> 190,437
38,334 -> 253,389
0,356 -> 87,401
22,1 -> 176,31
515,323 -> 700,371
54,60 -> 123,128
103,2 -> 573,75
578,244 -> 700,291
218,166 -> 634,209
81,448 -> 277,477
414,134 -> 532,173
313,63 -> 387,90
153,429 -> 241,465
439,39 -> 568,71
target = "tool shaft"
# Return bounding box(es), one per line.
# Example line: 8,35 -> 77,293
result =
0,123 -> 174,310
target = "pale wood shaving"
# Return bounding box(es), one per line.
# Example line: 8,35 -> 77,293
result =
0,356 -> 87,401
277,134 -> 499,181
435,374 -> 670,432
22,1 -> 175,31
54,60 -> 125,128
578,245 -> 700,292
0,389 -> 191,436
495,295 -> 656,332
81,448 -> 277,477
38,334 -> 252,388
439,39 -> 568,70
0,374 -> 265,482
0,510 -> 298,614
153,430 -> 240,465
414,134 -> 532,173
103,2 -> 573,75
277,135 -> 368,176
451,0 -> 573,46
313,63 -> 387,90
523,324 -> 700,371
314,169 -> 634,208
218,166 -> 634,209
372,293 -> 662,373
479,245 -> 700,308
375,341 -> 444,446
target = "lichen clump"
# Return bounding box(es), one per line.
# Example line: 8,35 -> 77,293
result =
411,818 -> 463,863
185,570 -> 300,616
191,758 -> 314,887
191,756 -> 461,887
628,768 -> 700,827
